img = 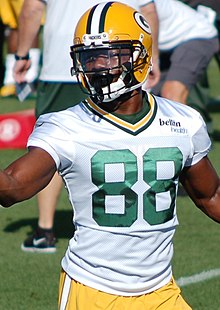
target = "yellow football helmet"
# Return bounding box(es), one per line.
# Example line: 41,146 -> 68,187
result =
70,1 -> 152,103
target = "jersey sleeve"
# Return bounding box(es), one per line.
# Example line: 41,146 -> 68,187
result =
27,114 -> 74,173
185,113 -> 212,167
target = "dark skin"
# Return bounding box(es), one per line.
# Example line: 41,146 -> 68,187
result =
98,89 -> 143,114
0,89 -> 141,207
2,54 -> 220,223
180,158 -> 220,222
0,88 -> 220,222
0,147 -> 56,207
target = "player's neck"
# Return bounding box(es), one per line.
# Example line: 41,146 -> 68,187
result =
113,89 -> 144,115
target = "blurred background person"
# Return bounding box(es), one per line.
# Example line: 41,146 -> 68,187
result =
180,0 -> 220,136
142,0 -> 219,136
0,0 -> 42,98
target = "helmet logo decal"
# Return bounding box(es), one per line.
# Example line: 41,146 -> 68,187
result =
134,12 -> 151,34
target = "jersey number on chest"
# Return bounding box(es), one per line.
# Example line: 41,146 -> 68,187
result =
91,147 -> 183,227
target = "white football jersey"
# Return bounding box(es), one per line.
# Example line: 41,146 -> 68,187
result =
28,93 -> 211,295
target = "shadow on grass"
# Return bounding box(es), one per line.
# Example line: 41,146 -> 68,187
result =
3,210 -> 74,239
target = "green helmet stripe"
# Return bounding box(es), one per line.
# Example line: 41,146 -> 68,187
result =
98,2 -> 114,33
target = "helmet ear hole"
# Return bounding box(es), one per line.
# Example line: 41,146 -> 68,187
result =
140,49 -> 147,59
70,67 -> 76,76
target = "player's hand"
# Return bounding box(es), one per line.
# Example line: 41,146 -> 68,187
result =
13,59 -> 31,84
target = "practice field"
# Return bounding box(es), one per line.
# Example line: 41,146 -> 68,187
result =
0,60 -> 220,309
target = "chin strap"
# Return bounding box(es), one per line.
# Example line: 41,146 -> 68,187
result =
101,77 -> 126,102
90,63 -> 133,103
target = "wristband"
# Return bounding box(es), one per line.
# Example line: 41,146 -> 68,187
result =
14,53 -> 30,61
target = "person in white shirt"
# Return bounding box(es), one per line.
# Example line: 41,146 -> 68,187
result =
0,0 -> 41,97
142,0 -> 219,106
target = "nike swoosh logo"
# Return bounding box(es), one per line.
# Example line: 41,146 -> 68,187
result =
33,237 -> 46,246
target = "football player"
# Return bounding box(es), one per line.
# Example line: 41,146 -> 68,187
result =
1,2 -> 220,309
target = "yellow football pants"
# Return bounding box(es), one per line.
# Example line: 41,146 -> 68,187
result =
58,270 -> 192,310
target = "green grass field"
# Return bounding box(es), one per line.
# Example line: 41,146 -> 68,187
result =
0,60 -> 220,309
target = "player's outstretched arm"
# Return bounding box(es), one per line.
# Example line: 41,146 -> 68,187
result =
180,156 -> 220,223
0,147 -> 57,208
